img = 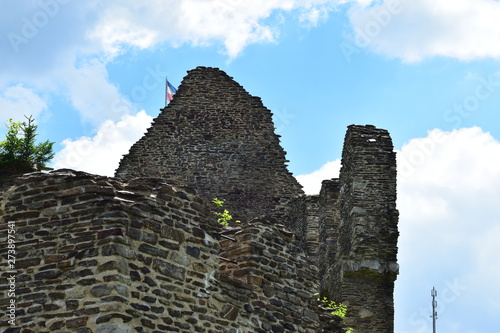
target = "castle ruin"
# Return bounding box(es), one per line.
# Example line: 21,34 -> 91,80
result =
1,66 -> 399,332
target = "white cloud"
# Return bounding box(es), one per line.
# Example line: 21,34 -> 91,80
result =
58,58 -> 133,125
398,127 -> 500,205
86,0 -> 342,59
296,127 -> 500,332
1,0 -> 341,73
88,9 -> 158,58
396,127 -> 500,332
346,0 -> 500,62
52,111 -> 153,176
0,84 -> 47,123
296,160 -> 341,194
468,224 -> 500,312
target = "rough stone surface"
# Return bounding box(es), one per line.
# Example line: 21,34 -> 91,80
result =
218,222 -> 322,332
1,67 -> 398,333
329,125 -> 399,332
115,66 -> 303,223
0,170 -> 222,332
288,126 -> 399,333
288,195 -> 320,265
318,178 -> 341,290
0,170 -> 343,332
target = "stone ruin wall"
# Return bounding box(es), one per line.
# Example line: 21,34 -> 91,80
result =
1,66 -> 399,332
287,195 -> 320,265
115,67 -> 303,223
326,125 -> 399,332
0,170 -> 343,332
286,125 -> 399,332
217,222 -> 344,332
0,170 -> 222,332
317,178 -> 341,286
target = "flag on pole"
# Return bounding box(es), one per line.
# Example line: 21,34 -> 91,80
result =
166,78 -> 177,102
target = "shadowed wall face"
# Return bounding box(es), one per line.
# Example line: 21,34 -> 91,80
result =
115,66 -> 303,223
332,125 -> 399,332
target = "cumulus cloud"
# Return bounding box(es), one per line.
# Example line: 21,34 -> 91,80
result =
87,0 -> 341,59
1,0 -> 341,72
0,84 -> 47,123
52,111 -> 153,176
296,127 -> 500,332
296,160 -> 341,194
59,58 -> 133,125
395,127 -> 500,332
345,0 -> 500,62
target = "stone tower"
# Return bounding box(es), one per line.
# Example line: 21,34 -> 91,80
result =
115,66 -> 303,222
321,125 -> 399,332
288,124 -> 399,332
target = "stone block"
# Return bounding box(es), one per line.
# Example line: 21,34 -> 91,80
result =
153,259 -> 186,281
138,243 -> 168,258
96,323 -> 132,333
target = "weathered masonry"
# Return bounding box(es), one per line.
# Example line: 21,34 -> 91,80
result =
1,66 -> 398,332
288,124 -> 399,332
115,67 -> 302,223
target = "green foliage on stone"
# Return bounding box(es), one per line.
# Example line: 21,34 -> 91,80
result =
0,116 -> 54,175
212,197 -> 240,226
212,197 -> 224,208
317,295 -> 348,318
315,293 -> 354,332
217,209 -> 233,226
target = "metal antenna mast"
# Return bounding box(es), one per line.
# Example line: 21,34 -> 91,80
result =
431,287 -> 438,333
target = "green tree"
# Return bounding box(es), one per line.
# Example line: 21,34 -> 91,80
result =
0,116 -> 55,176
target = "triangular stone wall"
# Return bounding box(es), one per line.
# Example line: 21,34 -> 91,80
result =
115,67 -> 303,222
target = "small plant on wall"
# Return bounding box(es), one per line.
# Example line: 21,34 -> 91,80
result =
212,197 -> 240,226
315,293 -> 354,333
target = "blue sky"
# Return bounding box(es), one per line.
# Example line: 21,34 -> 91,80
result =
2,1 -> 500,332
